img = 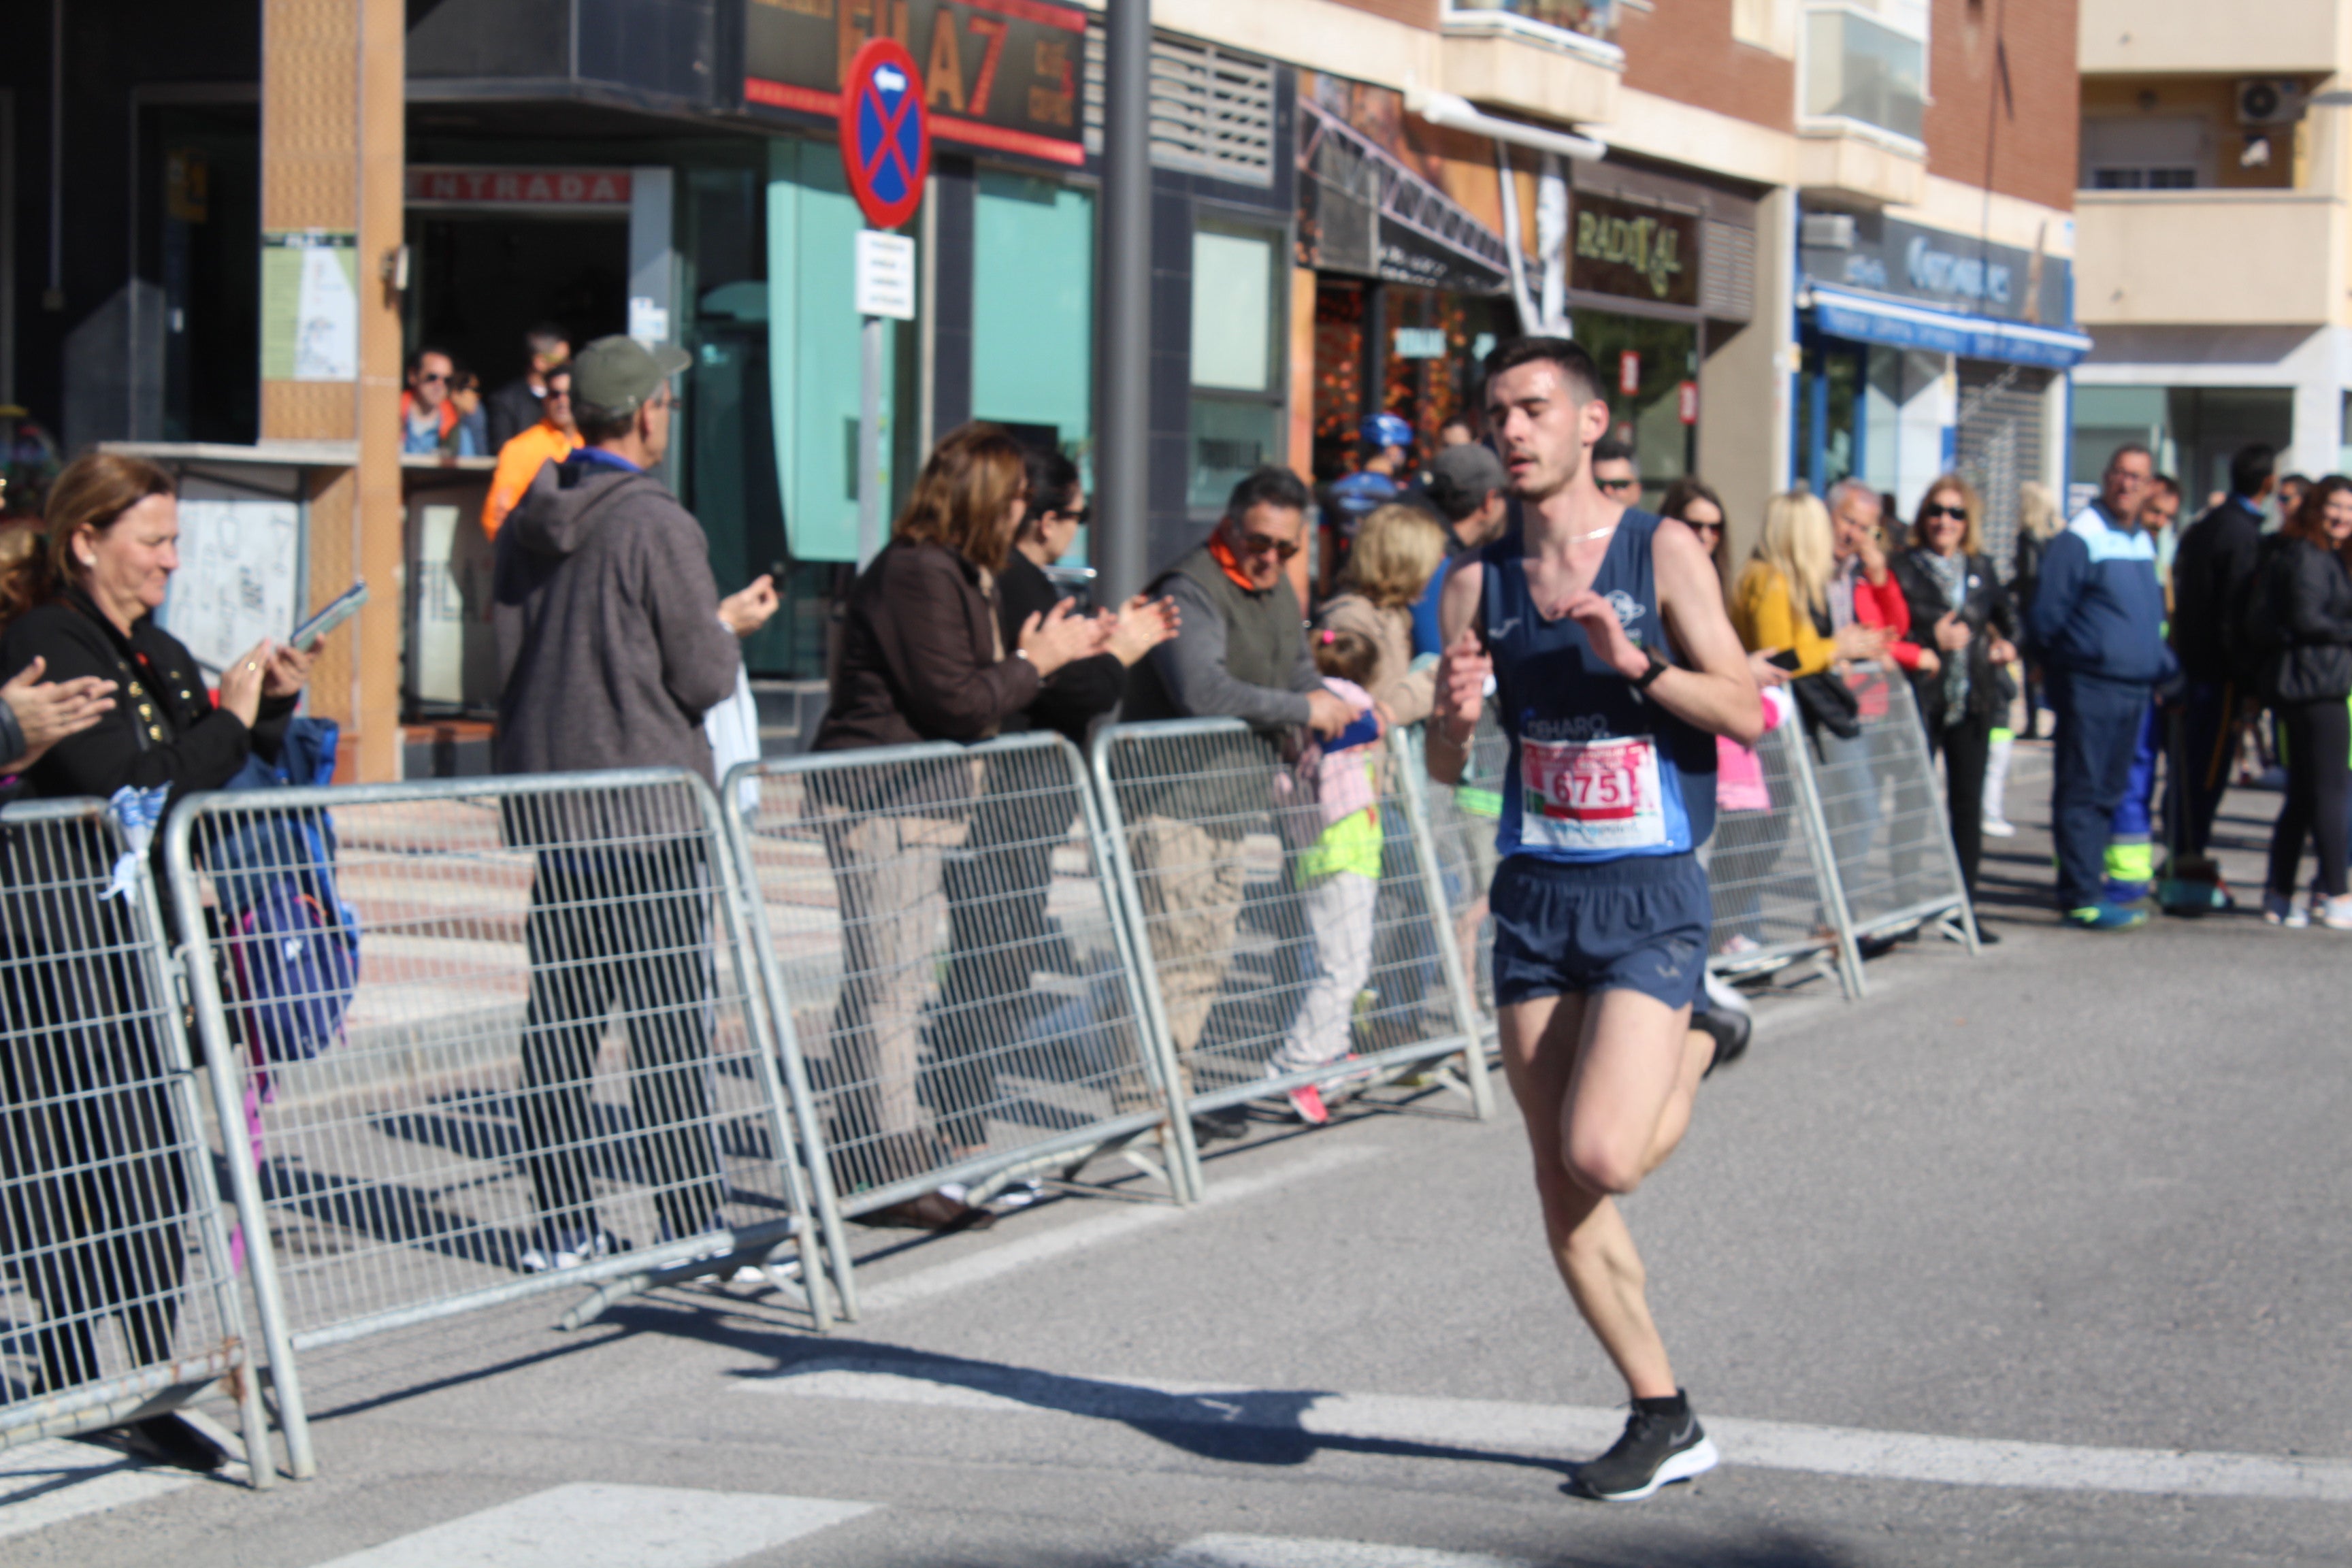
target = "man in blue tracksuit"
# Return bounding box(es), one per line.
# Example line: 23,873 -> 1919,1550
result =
2027,443 -> 2179,930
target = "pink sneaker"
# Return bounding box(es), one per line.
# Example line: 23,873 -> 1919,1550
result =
1284,1083 -> 1330,1125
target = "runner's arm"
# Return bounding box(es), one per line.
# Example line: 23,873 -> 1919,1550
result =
1646,520 -> 1764,745
1425,559 -> 1489,786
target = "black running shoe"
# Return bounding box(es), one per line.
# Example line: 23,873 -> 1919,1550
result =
1695,1007 -> 1750,1079
1571,1403 -> 1718,1501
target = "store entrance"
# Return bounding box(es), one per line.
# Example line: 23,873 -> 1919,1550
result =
403,213 -> 627,394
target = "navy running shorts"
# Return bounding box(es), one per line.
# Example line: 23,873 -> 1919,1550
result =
1490,851 -> 1711,1012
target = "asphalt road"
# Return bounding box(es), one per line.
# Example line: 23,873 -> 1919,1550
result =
9,741 -> 2350,1567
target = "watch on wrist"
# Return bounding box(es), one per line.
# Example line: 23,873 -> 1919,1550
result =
1633,646 -> 1669,690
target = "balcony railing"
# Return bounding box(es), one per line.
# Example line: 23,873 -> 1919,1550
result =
2075,189 -> 2344,327
1445,1 -> 1618,48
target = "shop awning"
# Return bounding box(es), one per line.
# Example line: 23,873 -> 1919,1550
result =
1807,283 -> 2093,369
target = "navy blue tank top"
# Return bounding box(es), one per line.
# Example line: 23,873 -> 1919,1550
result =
1481,509 -> 1717,862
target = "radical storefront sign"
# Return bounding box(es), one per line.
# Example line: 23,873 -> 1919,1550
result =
745,0 -> 1085,168
1569,191 -> 1700,309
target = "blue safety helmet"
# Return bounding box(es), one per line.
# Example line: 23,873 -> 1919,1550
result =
1360,412 -> 1415,453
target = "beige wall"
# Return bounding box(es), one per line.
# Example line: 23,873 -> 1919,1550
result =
2074,189 -> 2348,326
2079,0 -> 2349,78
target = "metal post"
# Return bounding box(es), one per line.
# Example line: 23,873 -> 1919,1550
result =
1785,726 -> 1867,1000
1095,0 -> 1152,604
858,314 -> 886,570
1392,728 -> 1496,1120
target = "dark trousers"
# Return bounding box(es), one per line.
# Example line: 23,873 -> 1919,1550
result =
1,931 -> 189,1394
518,843 -> 724,1243
2162,679 -> 2236,861
2267,698 -> 2351,899
2048,669 -> 2154,911
1925,718 -> 1992,896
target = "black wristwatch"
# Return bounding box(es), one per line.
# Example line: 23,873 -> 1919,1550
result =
1633,647 -> 1669,690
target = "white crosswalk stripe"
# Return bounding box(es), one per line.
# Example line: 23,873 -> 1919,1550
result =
305,1484 -> 873,1568
1139,1537 -> 1533,1568
749,1358 -> 2352,1505
0,1438 -> 205,1545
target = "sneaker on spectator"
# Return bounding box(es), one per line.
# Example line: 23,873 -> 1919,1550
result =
2315,893 -> 2352,931
2263,890 -> 2309,928
1981,815 -> 2016,838
2063,902 -> 2149,932
519,1225 -> 616,1273
1717,934 -> 1760,957
1284,1083 -> 1330,1125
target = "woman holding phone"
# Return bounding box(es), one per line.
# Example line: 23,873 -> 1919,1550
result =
0,453 -> 318,1473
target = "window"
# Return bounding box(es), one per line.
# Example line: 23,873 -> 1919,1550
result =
2080,116 -> 2211,192
1803,3 -> 1927,144
1188,224 -> 1282,509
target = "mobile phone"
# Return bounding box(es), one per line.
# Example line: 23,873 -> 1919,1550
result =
1767,649 -> 1803,672
290,582 -> 369,649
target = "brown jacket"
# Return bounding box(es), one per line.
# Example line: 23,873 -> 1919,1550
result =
813,536 -> 1040,753
1316,591 -> 1434,725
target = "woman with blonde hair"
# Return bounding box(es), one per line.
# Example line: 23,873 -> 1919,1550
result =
1891,474 -> 2019,907
1316,500 -> 1446,725
1730,491 -> 1840,678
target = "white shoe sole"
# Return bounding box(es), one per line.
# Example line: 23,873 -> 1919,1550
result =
1584,1435 -> 1720,1501
1982,820 -> 2016,837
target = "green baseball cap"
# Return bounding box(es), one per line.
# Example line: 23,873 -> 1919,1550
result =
570,333 -> 692,416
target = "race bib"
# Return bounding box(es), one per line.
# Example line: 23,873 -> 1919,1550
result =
1519,734 -> 1667,852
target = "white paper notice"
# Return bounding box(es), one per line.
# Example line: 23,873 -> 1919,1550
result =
158,498 -> 301,674
293,244 -> 359,382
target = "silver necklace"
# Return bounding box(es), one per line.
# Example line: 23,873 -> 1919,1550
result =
1561,519 -> 1618,544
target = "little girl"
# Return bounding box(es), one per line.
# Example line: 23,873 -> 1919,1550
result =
1269,625 -> 1384,1124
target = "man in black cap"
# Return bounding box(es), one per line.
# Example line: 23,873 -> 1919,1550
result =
493,334 -> 780,1271
1411,440 -> 1513,658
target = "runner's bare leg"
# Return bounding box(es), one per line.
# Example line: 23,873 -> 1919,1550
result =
1499,987 -> 1698,1401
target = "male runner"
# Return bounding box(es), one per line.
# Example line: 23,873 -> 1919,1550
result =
1428,337 -> 1761,1502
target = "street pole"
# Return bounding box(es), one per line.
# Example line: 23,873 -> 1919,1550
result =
1096,0 -> 1150,604
858,314 -> 885,570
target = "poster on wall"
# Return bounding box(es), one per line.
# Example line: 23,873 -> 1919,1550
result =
158,495 -> 301,674
744,0 -> 1085,168
260,231 -> 359,382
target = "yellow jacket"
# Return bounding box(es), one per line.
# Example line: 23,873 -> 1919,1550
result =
483,420 -> 582,540
1731,561 -> 1836,678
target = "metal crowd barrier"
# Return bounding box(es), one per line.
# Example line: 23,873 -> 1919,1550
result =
2,799 -> 271,1482
165,768 -> 825,1481
1806,665 -> 1981,960
1090,717 -> 1492,1190
1706,715 -> 1865,998
721,732 -> 1186,1320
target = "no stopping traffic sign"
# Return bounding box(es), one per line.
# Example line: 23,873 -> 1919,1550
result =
837,37 -> 929,232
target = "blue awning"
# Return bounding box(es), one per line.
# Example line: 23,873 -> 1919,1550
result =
1807,283 -> 2093,369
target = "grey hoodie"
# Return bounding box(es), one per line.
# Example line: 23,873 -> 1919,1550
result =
492,455 -> 740,786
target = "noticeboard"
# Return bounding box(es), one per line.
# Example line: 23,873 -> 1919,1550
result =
745,0 -> 1085,169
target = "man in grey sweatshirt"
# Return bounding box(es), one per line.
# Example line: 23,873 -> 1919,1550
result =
491,335 -> 779,1270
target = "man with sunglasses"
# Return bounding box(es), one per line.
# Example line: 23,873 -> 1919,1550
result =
1431,338 -> 1761,1503
400,347 -> 485,459
1123,467 -> 1358,1128
1589,434 -> 1639,507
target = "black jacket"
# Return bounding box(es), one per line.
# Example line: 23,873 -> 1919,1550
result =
993,553 -> 1125,749
1891,549 -> 2017,732
2251,534 -> 2352,704
0,589 -> 294,802
485,377 -> 547,454
2170,495 -> 2266,684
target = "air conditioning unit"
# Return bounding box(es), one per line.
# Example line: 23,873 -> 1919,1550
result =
2236,78 -> 2306,127
1801,212 -> 1857,250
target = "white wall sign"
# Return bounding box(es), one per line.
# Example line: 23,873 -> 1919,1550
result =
158,497 -> 301,673
853,229 -> 917,321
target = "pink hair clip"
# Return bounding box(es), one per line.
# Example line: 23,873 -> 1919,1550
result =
1319,629 -> 1336,644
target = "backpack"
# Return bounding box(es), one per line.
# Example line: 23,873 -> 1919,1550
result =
206,719 -> 361,1064
226,860 -> 361,1064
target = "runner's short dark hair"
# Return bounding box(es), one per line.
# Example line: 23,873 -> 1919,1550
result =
1224,464 -> 1311,521
1481,336 -> 1607,409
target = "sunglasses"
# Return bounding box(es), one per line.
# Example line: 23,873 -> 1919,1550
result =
1239,532 -> 1301,560
1596,476 -> 1637,493
1921,503 -> 1968,521
416,371 -> 450,385
1686,519 -> 1724,534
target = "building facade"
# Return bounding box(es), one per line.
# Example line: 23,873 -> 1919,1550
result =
0,0 -> 2082,776
2071,1 -> 2352,508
